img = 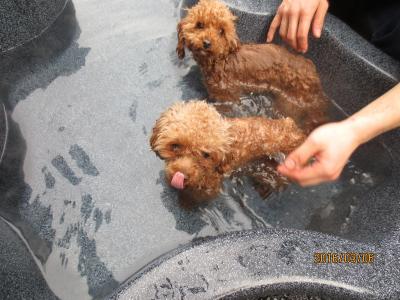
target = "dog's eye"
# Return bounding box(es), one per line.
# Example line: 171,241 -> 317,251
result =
171,143 -> 181,151
196,22 -> 204,29
219,28 -> 225,36
202,151 -> 210,159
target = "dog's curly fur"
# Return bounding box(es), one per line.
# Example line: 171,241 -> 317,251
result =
150,101 -> 305,201
177,0 -> 328,131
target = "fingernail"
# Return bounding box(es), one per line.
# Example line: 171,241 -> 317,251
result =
315,28 -> 321,38
284,158 -> 296,170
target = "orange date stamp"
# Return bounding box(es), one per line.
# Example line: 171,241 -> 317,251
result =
314,252 -> 375,264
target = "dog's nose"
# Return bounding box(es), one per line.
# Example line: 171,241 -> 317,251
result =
203,40 -> 211,49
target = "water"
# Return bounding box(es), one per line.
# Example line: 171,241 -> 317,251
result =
184,92 -> 390,238
213,93 -> 284,119
0,0 -> 393,298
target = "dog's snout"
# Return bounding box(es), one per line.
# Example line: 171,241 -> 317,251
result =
203,40 -> 211,49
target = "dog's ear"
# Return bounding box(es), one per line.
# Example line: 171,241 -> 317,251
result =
215,164 -> 224,174
227,13 -> 240,53
228,33 -> 240,53
215,151 -> 233,175
215,161 -> 231,175
176,20 -> 186,59
150,120 -> 161,151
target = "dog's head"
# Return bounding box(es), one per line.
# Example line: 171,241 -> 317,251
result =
150,101 -> 233,200
177,0 -> 240,61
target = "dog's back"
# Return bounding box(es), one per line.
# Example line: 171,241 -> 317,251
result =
224,43 -> 323,99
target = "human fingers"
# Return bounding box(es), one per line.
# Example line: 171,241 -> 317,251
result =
280,137 -> 320,173
312,0 -> 329,38
286,7 -> 300,50
287,160 -> 341,186
297,10 -> 313,52
279,6 -> 289,42
297,170 -> 341,186
267,11 -> 282,42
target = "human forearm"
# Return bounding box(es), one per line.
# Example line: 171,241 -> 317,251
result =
343,83 -> 400,145
278,83 -> 400,186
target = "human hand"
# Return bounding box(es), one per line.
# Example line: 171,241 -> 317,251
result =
266,0 -> 329,53
277,121 -> 361,186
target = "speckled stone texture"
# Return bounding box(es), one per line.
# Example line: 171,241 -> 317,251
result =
0,0 -> 68,52
1,0 -> 400,299
112,229 -> 393,299
0,217 -> 58,299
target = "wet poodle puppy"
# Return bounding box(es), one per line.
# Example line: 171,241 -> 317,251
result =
150,101 -> 305,201
177,0 -> 328,131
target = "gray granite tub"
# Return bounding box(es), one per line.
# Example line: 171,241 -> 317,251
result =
0,0 -> 399,299
0,0 -> 68,53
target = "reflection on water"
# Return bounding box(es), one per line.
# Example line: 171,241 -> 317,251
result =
214,93 -> 284,119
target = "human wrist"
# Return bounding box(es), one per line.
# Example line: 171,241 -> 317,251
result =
341,116 -> 371,147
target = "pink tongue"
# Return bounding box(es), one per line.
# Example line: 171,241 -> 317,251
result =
171,172 -> 185,189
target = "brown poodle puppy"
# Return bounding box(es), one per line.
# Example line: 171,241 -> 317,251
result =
150,101 -> 305,201
177,0 -> 328,131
